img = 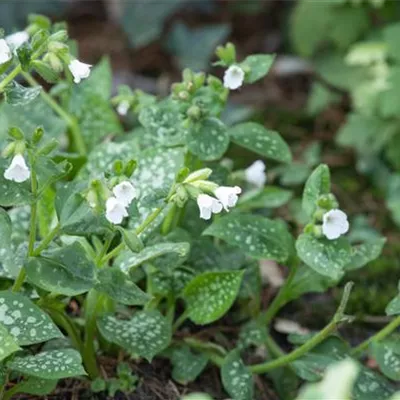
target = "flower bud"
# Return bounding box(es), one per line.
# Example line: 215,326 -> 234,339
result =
113,160 -> 124,175
174,185 -> 189,207
2,142 -> 16,157
183,168 -> 213,184
312,207 -> 325,222
8,127 -> 24,140
32,127 -> 44,145
187,105 -> 202,120
189,180 -> 219,193
313,225 -> 323,238
124,159 -> 137,177
49,30 -> 68,43
176,167 -> 190,183
46,52 -> 64,73
304,223 -> 314,234
193,72 -> 206,89
14,141 -> 26,154
317,193 -> 338,210
118,227 -> 144,253
178,90 -> 189,101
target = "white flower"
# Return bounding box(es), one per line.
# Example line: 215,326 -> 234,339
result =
322,209 -> 349,240
6,31 -> 29,50
117,101 -> 130,116
223,65 -> 245,90
245,160 -> 266,187
105,197 -> 128,225
112,181 -> 137,207
0,39 -> 12,65
4,154 -> 30,183
68,59 -> 92,84
214,186 -> 242,211
197,194 -> 223,220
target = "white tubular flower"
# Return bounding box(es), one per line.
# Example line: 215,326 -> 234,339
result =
105,197 -> 128,225
214,186 -> 242,211
117,101 -> 130,116
0,39 -> 12,65
223,65 -> 245,90
6,31 -> 29,50
112,181 -> 137,207
245,160 -> 266,187
197,194 -> 223,220
4,154 -> 30,183
322,209 -> 349,240
68,59 -> 92,84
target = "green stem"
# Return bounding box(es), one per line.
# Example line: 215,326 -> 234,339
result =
32,223 -> 61,256
3,383 -> 21,400
250,282 -> 354,374
172,310 -> 189,332
95,234 -> 114,267
352,314 -> 400,357
0,65 -> 22,92
265,334 -> 285,359
260,261 -> 299,326
12,168 -> 38,292
22,72 -> 87,156
161,203 -> 177,235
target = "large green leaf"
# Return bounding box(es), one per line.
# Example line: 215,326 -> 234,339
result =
296,233 -> 352,280
0,291 -> 62,345
0,323 -> 20,361
221,350 -> 253,400
229,122 -> 291,163
8,348 -> 86,379
187,117 -> 229,161
4,81 -> 41,106
371,339 -> 400,381
182,271 -> 244,325
97,311 -> 171,361
12,377 -> 58,396
204,213 -> 292,263
384,22 -> 400,62
345,238 -> 386,271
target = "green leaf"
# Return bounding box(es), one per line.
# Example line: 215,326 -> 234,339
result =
371,339 -> 400,381
353,367 -> 395,400
345,238 -> 386,271
97,311 -> 171,362
95,268 -> 151,306
204,213 -> 292,263
384,22 -> 400,62
8,348 -> 86,379
0,291 -> 62,345
238,186 -> 292,210
221,350 -> 253,400
187,117 -> 229,161
240,54 -> 275,83
0,208 -> 13,270
386,282 -> 400,316
229,122 -> 291,163
4,81 -> 41,106
296,234 -> 352,280
170,345 -> 208,384
238,319 -> 268,349
13,377 -> 57,396
182,271 -> 244,325
302,164 -> 330,218
116,242 -> 190,274
0,323 -> 20,361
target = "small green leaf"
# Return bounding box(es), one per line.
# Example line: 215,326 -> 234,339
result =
4,81 -> 41,106
371,339 -> 400,381
296,233 -> 351,280
238,319 -> 268,349
170,345 -> 208,384
221,350 -> 253,400
8,349 -> 86,379
97,310 -> 171,361
0,291 -> 62,345
204,213 -> 292,263
384,22 -> 400,62
187,117 -> 229,161
240,54 -> 275,83
238,186 -> 293,210
302,164 -> 331,218
13,377 -> 57,396
95,268 -> 151,306
386,283 -> 400,316
229,122 -> 291,163
182,271 -> 244,325
345,238 -> 386,271
0,323 -> 20,361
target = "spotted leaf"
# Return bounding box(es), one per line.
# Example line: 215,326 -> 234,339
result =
0,323 -> 20,361
240,54 -> 275,84
182,271 -> 244,325
345,237 -> 386,270
371,339 -> 400,381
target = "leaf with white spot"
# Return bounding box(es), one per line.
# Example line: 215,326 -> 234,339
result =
229,122 -> 291,164
25,242 -> 96,296
238,186 -> 293,210
95,268 -> 151,305
4,81 -> 42,106
0,323 -> 20,361
0,208 -> 12,275
0,291 -> 62,345
97,310 -> 171,361
238,319 -> 268,350
8,348 -> 86,379
182,271 -> 244,325
386,285 -> 400,316
240,54 -> 275,84
371,339 -> 400,381
12,377 -> 57,396
204,213 -> 292,263
302,164 -> 331,218
345,238 -> 386,270
353,367 -> 395,400
221,350 -> 253,400
115,242 -> 190,274
170,345 -> 208,384
187,117 -> 229,161
296,233 -> 351,280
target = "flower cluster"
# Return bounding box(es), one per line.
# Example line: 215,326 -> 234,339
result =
105,181 -> 137,225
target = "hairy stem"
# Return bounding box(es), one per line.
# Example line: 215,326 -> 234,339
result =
32,223 -> 61,256
0,65 -> 22,92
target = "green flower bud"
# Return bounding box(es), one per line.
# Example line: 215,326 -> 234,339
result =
317,193 -> 338,210
113,160 -> 124,175
183,168 -> 213,184
32,127 -> 44,145
8,127 -> 24,140
176,167 -> 190,183
313,225 -> 323,238
304,223 -> 314,234
117,227 -> 144,253
46,53 -> 64,73
189,180 -> 219,193
14,141 -> 26,154
124,159 -> 137,177
193,72 -> 206,89
178,91 -> 190,101
313,207 -> 326,222
187,105 -> 202,120
49,30 -> 68,43
184,184 -> 203,200
175,184 -> 189,207
2,142 -> 16,158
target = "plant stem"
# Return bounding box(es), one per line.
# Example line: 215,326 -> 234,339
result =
161,203 -> 177,235
250,282 -> 354,374
260,261 -> 299,326
172,310 -> 189,332
12,169 -> 38,292
95,234 -> 114,267
32,223 -> 61,256
0,65 -> 22,92
22,72 -> 87,156
352,314 -> 400,357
